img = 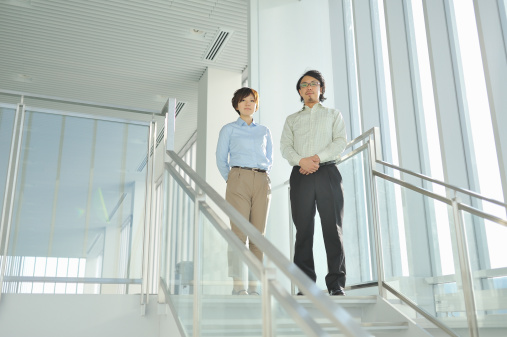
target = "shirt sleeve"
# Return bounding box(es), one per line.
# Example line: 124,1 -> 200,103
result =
280,117 -> 303,166
316,111 -> 347,162
266,127 -> 273,173
216,125 -> 231,181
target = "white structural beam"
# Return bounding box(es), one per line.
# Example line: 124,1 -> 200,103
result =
472,0 -> 507,207
422,0 -> 477,192
382,0 -> 435,311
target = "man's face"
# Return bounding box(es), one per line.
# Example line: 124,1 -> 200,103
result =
298,75 -> 321,105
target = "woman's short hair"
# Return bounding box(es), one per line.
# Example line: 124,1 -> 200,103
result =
232,87 -> 259,115
296,69 -> 327,103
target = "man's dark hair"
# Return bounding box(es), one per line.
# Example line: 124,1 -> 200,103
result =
231,87 -> 259,115
296,69 -> 327,103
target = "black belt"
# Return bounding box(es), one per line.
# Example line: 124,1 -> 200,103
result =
232,166 -> 267,173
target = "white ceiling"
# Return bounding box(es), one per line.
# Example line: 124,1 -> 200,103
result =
0,0 -> 249,152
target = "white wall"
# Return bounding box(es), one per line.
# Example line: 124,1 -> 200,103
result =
249,0 -> 335,289
0,294 -> 181,337
197,67 -> 242,198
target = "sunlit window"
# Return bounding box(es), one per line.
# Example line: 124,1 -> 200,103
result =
451,0 -> 506,269
2,256 -> 86,294
375,0 -> 409,276
409,0 -> 454,275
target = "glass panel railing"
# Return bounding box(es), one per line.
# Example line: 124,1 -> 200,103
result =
160,168 -> 195,336
375,176 -> 464,336
200,205 -> 263,336
2,108 -> 150,294
460,209 -> 507,335
338,144 -> 377,287
162,152 -> 372,337
287,142 -> 378,293
271,290 -> 307,336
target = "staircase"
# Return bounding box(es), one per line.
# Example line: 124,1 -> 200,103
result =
174,294 -> 432,336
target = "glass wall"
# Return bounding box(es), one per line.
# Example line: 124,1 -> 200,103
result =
1,104 -> 150,294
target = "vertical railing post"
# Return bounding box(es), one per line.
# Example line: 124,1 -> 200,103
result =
140,119 -> 156,314
287,186 -> 295,296
262,266 -> 275,337
192,192 -> 205,337
368,132 -> 386,298
451,198 -> 479,337
0,99 -> 25,302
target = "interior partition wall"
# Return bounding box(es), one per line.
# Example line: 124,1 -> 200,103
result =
0,97 -> 159,296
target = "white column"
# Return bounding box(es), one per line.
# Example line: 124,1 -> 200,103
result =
383,0 -> 423,175
383,0 -> 435,310
196,67 -> 242,198
422,0 -> 477,191
250,0 -> 335,290
423,0 -> 489,271
329,0 -> 359,139
196,68 -> 241,295
473,0 -> 507,206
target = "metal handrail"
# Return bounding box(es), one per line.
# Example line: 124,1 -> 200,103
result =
0,89 -> 160,115
3,276 -> 142,284
377,159 -> 507,208
374,170 -> 507,228
284,127 -> 507,210
201,202 -> 329,336
382,282 -> 460,337
280,126 -> 504,337
0,102 -> 25,302
349,127 -> 506,209
166,150 -> 372,337
166,161 -> 333,336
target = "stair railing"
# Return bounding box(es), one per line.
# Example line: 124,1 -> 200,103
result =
161,150 -> 373,337
285,127 -> 507,337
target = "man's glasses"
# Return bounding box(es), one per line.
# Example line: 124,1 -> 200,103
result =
300,81 -> 320,88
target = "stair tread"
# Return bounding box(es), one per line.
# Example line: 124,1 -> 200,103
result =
413,313 -> 507,328
172,294 -> 378,304
187,319 -> 409,329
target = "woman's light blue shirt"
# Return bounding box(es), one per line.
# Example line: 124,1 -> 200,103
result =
216,117 -> 273,181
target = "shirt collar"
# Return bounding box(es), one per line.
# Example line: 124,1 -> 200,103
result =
300,102 -> 323,112
235,117 -> 257,126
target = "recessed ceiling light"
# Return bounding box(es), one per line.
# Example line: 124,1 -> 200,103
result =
185,28 -> 207,41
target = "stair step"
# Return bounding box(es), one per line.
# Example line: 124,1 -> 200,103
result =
414,313 -> 507,329
188,320 -> 409,337
295,295 -> 378,305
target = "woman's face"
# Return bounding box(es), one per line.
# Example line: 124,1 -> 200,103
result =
236,93 -> 257,117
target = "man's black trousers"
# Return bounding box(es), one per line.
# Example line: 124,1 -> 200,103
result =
289,164 -> 346,291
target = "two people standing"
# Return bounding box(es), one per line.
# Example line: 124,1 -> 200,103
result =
217,70 -> 347,296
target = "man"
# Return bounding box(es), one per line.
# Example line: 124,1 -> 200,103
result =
280,70 -> 347,296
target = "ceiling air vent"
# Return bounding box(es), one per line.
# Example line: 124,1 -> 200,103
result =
175,102 -> 186,117
204,28 -> 233,62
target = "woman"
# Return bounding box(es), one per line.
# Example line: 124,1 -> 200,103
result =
216,87 -> 272,295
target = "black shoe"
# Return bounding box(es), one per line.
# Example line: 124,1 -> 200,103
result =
329,288 -> 346,296
296,291 -> 304,296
